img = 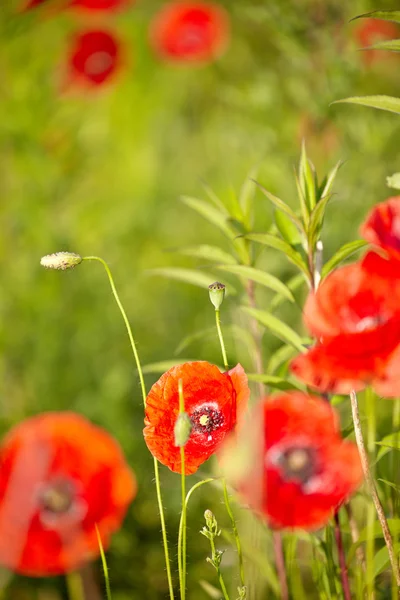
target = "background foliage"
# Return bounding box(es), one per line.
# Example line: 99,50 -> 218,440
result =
1,0 -> 400,597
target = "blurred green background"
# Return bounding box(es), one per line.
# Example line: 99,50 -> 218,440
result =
1,0 -> 400,597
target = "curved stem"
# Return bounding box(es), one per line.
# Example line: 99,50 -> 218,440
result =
82,256 -> 175,600
178,380 -> 187,600
215,309 -> 228,370
209,535 -> 231,600
350,390 -> 400,587
222,479 -> 245,590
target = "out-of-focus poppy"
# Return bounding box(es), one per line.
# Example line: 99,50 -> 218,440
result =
69,0 -> 129,12
290,251 -> 400,394
0,412 -> 136,576
143,361 -> 249,475
21,0 -> 48,10
149,2 -> 230,64
354,18 -> 400,66
361,197 -> 400,262
66,30 -> 121,88
223,392 -> 363,530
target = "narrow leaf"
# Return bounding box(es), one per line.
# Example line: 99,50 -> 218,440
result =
376,431 -> 400,462
216,264 -> 295,302
247,373 -> 303,390
181,196 -> 234,239
142,359 -> 199,374
333,95 -> 400,116
299,141 -> 316,211
253,180 -> 304,233
362,39 -> 400,52
173,244 -> 237,265
308,193 -> 332,248
351,10 -> 400,24
269,273 -> 306,312
240,305 -> 306,352
274,209 -> 303,245
267,344 -> 298,374
244,233 -> 310,278
239,166 -> 258,227
147,267 -> 236,295
322,240 -> 368,277
319,160 -> 342,201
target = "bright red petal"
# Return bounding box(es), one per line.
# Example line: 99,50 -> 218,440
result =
361,197 -> 400,261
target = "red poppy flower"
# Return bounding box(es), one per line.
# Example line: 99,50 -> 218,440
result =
143,361 -> 249,475
223,392 -> 363,530
354,18 -> 400,66
149,2 -> 230,64
0,412 -> 136,576
66,30 -> 121,88
290,251 -> 400,394
69,0 -> 129,12
361,197 -> 400,261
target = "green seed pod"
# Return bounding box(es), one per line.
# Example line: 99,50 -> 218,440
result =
208,281 -> 225,310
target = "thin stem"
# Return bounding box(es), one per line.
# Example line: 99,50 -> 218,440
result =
215,309 -> 229,370
273,531 -> 289,600
222,479 -> 246,590
82,256 -> 175,600
178,380 -> 187,600
365,387 -> 376,597
349,390 -> 400,587
66,572 -> 85,600
334,512 -> 351,600
209,535 -> 231,600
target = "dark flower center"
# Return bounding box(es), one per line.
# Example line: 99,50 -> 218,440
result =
190,403 -> 224,435
276,446 -> 316,484
40,479 -> 74,514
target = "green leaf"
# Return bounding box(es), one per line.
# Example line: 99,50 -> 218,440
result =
247,373 -> 303,390
299,141 -> 317,211
376,431 -> 400,462
362,39 -> 400,52
269,273 -> 306,312
321,240 -> 368,277
274,209 -> 303,245
240,305 -> 306,352
174,244 -> 237,265
216,264 -> 295,302
333,95 -> 400,116
181,196 -> 235,239
294,168 -> 310,228
147,267 -> 236,295
307,193 -> 333,248
244,233 -> 310,278
378,478 -> 400,493
367,543 -> 400,586
239,166 -> 258,228
252,180 -> 304,233
267,344 -> 298,374
201,182 -> 229,213
319,160 -> 342,202
142,359 -> 197,374
351,10 -> 400,24
387,173 -> 400,190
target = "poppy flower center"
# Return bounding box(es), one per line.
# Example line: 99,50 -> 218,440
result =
84,51 -> 113,76
275,446 -> 317,484
40,479 -> 74,514
190,403 -> 224,435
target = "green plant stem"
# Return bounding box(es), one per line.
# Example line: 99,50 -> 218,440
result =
66,572 -> 85,600
349,390 -> 400,588
209,535 -> 231,600
178,379 -> 187,600
96,525 -> 112,600
82,256 -> 175,600
222,479 -> 246,590
365,387 -> 376,598
215,308 -> 228,370
273,531 -> 289,600
334,511 -> 351,600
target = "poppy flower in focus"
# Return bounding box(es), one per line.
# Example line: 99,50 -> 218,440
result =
69,0 -> 129,12
290,251 -> 400,394
223,392 -> 363,530
143,361 -> 249,475
0,412 -> 136,576
354,18 -> 400,66
361,197 -> 400,262
150,2 -> 230,64
66,30 -> 121,89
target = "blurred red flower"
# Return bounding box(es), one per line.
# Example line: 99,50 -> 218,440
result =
143,361 -> 249,474
354,18 -> 400,65
224,392 -> 363,530
361,197 -> 400,262
66,30 -> 121,88
0,412 -> 136,576
149,2 -> 230,64
291,251 -> 400,394
69,0 -> 129,12
21,0 -> 48,10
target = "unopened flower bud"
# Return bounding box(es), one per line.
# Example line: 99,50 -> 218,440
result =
40,252 -> 82,271
208,281 -> 225,310
174,412 -> 192,447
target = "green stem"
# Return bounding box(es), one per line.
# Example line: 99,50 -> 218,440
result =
82,256 -> 175,600
66,572 -> 85,600
209,535 -> 231,600
222,479 -> 246,590
178,379 -> 187,600
365,387 -> 375,598
215,309 -> 228,370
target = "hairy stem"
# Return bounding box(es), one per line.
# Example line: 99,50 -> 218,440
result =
350,390 -> 400,587
82,256 -> 175,600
